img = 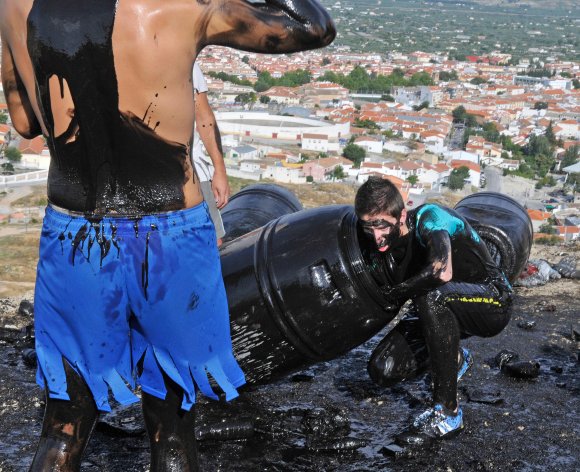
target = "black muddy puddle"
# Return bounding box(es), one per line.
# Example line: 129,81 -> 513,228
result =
0,289 -> 579,471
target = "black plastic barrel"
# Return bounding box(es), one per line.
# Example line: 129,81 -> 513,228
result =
221,184 -> 303,243
220,205 -> 399,384
454,192 -> 533,283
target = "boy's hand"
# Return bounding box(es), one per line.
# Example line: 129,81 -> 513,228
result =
212,169 -> 230,209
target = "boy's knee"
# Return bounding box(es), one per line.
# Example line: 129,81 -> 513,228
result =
368,328 -> 427,387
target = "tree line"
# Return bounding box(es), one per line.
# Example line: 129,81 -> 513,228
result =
210,66 -> 434,94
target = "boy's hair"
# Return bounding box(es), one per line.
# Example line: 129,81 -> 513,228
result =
355,177 -> 405,218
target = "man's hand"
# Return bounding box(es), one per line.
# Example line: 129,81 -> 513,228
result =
212,167 -> 230,209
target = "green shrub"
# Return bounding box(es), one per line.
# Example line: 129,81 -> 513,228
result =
535,236 -> 561,245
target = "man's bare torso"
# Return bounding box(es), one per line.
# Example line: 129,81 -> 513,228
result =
2,0 -> 208,214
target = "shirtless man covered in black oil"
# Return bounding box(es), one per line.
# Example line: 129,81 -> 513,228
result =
0,1 -> 335,470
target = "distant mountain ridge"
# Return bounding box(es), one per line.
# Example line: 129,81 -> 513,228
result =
435,0 -> 578,10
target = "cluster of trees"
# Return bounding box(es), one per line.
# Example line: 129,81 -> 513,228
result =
525,67 -> 555,78
561,145 -> 579,169
448,166 -> 470,190
451,106 -> 479,128
452,103 -> 574,186
316,66 -> 434,93
353,118 -> 380,130
209,69 -> 312,94
1,162 -> 14,174
462,121 -> 502,147
207,71 -> 253,87
470,77 -> 487,86
499,124 -> 561,183
217,66 -> 434,98
253,70 -> 312,93
234,92 -> 257,106
3,146 -> 21,162
438,70 -> 459,82
1,147 -> 21,174
342,143 -> 365,167
413,100 -> 430,112
0,111 -> 8,124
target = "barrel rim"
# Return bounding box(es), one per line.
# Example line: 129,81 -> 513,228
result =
455,192 -> 533,238
227,184 -> 303,212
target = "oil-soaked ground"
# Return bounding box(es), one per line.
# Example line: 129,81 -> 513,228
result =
0,279 -> 578,472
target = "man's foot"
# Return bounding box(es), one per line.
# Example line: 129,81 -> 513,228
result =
413,404 -> 463,437
457,347 -> 473,381
395,404 -> 464,446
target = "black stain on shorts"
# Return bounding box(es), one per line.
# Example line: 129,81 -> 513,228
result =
188,292 -> 200,311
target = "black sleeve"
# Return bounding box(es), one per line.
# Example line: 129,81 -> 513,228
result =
383,229 -> 452,303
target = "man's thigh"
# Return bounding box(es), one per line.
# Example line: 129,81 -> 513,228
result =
126,205 -> 244,408
34,210 -> 135,410
436,281 -> 512,338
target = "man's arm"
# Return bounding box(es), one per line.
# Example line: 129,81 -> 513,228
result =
383,230 -> 453,303
202,0 -> 336,54
195,91 -> 229,208
0,36 -> 42,139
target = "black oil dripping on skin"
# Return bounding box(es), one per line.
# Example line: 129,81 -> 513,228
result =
26,1 -> 190,215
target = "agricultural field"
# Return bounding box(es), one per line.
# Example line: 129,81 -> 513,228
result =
323,0 -> 580,61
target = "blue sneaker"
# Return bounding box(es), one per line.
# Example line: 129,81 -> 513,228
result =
457,347 -> 474,381
413,404 -> 464,438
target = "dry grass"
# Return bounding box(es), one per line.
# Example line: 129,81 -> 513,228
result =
0,231 -> 41,297
425,191 -> 463,208
11,186 -> 48,208
228,177 -> 358,209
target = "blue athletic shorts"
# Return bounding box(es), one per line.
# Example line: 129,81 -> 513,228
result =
34,202 -> 245,412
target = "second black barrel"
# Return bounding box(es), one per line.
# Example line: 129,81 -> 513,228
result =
454,192 -> 533,282
221,184 -> 303,243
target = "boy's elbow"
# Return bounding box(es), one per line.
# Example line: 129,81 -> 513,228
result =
432,260 -> 452,283
439,265 -> 453,283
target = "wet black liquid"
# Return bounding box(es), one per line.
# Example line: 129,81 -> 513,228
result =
27,0 -> 190,215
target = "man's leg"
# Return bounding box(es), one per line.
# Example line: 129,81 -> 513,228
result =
414,291 -> 461,412
142,372 -> 199,472
30,361 -> 99,472
396,282 -> 510,441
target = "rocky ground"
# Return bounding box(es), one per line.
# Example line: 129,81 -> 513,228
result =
0,242 -> 578,471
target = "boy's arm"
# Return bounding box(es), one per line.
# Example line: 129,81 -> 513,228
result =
202,0 -> 335,54
194,91 -> 229,208
1,37 -> 42,139
383,230 -> 453,303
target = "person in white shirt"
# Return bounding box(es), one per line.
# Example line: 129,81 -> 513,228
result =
192,63 -> 227,244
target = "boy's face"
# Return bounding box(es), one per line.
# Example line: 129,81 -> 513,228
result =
360,211 -> 403,253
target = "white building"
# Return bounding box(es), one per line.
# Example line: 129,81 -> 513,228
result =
354,136 -> 383,154
262,164 -> 306,184
450,160 -> 481,188
239,159 -> 264,173
216,112 -> 349,142
444,150 -> 480,165
301,133 -> 340,153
